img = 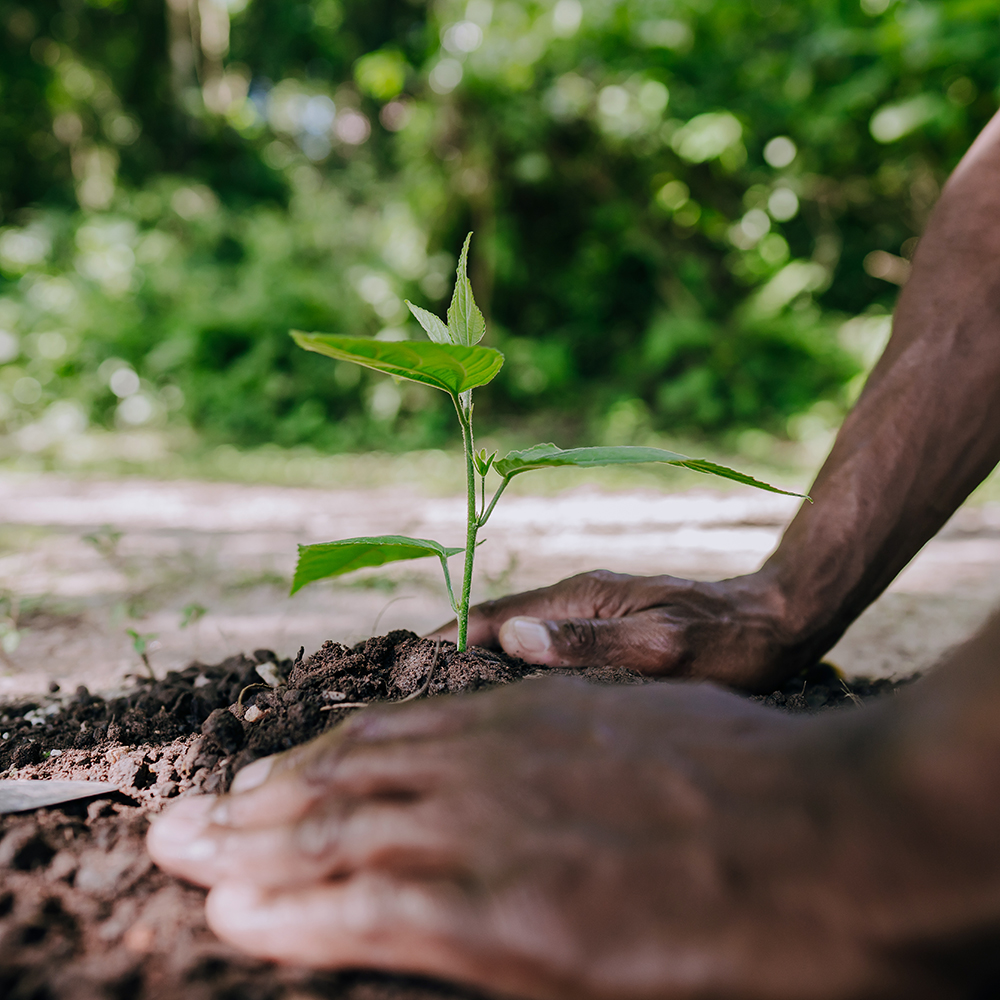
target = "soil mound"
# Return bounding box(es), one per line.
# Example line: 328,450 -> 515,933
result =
0,635 -> 908,1000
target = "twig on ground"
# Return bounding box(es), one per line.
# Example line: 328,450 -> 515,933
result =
370,595 -> 415,637
237,683 -> 270,708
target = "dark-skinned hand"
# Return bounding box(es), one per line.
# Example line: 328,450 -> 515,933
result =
428,569 -> 794,692
147,657 -> 1000,1000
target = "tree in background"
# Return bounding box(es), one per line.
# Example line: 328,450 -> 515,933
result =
0,0 -> 996,459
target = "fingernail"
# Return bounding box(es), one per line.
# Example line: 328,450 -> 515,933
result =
149,796 -> 217,857
161,795 -> 215,825
171,836 -> 218,861
231,756 -> 274,793
208,800 -> 230,825
509,618 -> 551,654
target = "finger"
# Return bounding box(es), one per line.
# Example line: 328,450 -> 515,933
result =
304,735 -> 452,800
210,740 -> 344,829
204,700 -> 484,835
149,807 -> 327,888
428,589 -> 576,650
336,695 -> 484,746
462,589 -> 580,648
149,795 -> 465,889
459,571 -> 652,649
205,875 -> 479,978
498,611 -> 683,673
146,795 -> 218,881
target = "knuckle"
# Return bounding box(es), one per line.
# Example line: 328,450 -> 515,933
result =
579,569 -> 634,617
578,569 -> 620,588
557,617 -> 599,654
295,808 -> 341,857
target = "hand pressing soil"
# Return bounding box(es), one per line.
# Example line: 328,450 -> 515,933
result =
0,631 -> 909,1000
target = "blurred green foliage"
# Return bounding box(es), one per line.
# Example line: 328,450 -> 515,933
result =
0,0 -> 997,459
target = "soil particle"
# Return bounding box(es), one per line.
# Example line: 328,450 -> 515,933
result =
201,708 -> 246,757
746,660 -> 916,711
0,633 -> 915,1000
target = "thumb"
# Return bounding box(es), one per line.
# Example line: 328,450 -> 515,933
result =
498,613 -> 679,673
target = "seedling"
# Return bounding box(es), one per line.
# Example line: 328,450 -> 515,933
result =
126,628 -> 158,679
179,602 -> 208,629
290,233 -> 807,651
83,526 -> 123,562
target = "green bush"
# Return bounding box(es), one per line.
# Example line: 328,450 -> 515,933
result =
0,0 -> 996,455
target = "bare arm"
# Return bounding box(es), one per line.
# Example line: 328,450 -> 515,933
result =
434,111 -> 1000,690
759,111 -> 1000,669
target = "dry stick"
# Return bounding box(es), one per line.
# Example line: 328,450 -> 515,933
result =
320,640 -> 443,712
370,595 -> 415,638
237,683 -> 271,708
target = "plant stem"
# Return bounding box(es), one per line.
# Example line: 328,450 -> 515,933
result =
438,555 -> 459,615
453,394 -> 479,652
479,476 -> 511,527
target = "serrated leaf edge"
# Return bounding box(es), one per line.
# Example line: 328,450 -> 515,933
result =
405,300 -> 451,344
446,233 -> 486,346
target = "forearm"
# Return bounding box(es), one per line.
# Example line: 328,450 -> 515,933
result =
759,111 -> 1000,669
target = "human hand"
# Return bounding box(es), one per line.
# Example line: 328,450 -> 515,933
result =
147,676 -> 938,1000
430,569 -> 795,691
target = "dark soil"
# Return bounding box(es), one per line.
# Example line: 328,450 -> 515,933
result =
0,633 -> 913,1000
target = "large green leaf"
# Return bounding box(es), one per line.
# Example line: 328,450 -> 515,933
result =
446,233 -> 486,346
494,443 -> 808,498
291,331 -> 503,394
292,535 -> 463,594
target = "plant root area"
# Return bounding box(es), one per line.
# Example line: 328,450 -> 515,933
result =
0,632 -> 907,1000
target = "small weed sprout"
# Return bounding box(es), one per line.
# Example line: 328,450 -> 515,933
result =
83,526 -> 123,562
179,602 -> 208,629
290,233 -> 807,651
126,628 -> 158,679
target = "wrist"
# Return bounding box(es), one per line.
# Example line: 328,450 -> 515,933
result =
748,554 -> 854,671
680,571 -> 804,690
711,565 -> 851,686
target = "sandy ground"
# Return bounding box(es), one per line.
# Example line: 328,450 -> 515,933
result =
2,470 -> 999,699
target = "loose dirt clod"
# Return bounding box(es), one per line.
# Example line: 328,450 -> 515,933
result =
0,633 -> 912,1000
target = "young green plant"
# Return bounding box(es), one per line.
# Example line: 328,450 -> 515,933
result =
290,233 -> 807,651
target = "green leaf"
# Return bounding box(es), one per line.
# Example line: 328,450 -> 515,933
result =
126,628 -> 157,654
446,233 -> 486,346
291,331 -> 503,395
292,535 -> 464,594
180,602 -> 207,629
405,300 -> 451,344
493,443 -> 808,498
474,448 -> 497,476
